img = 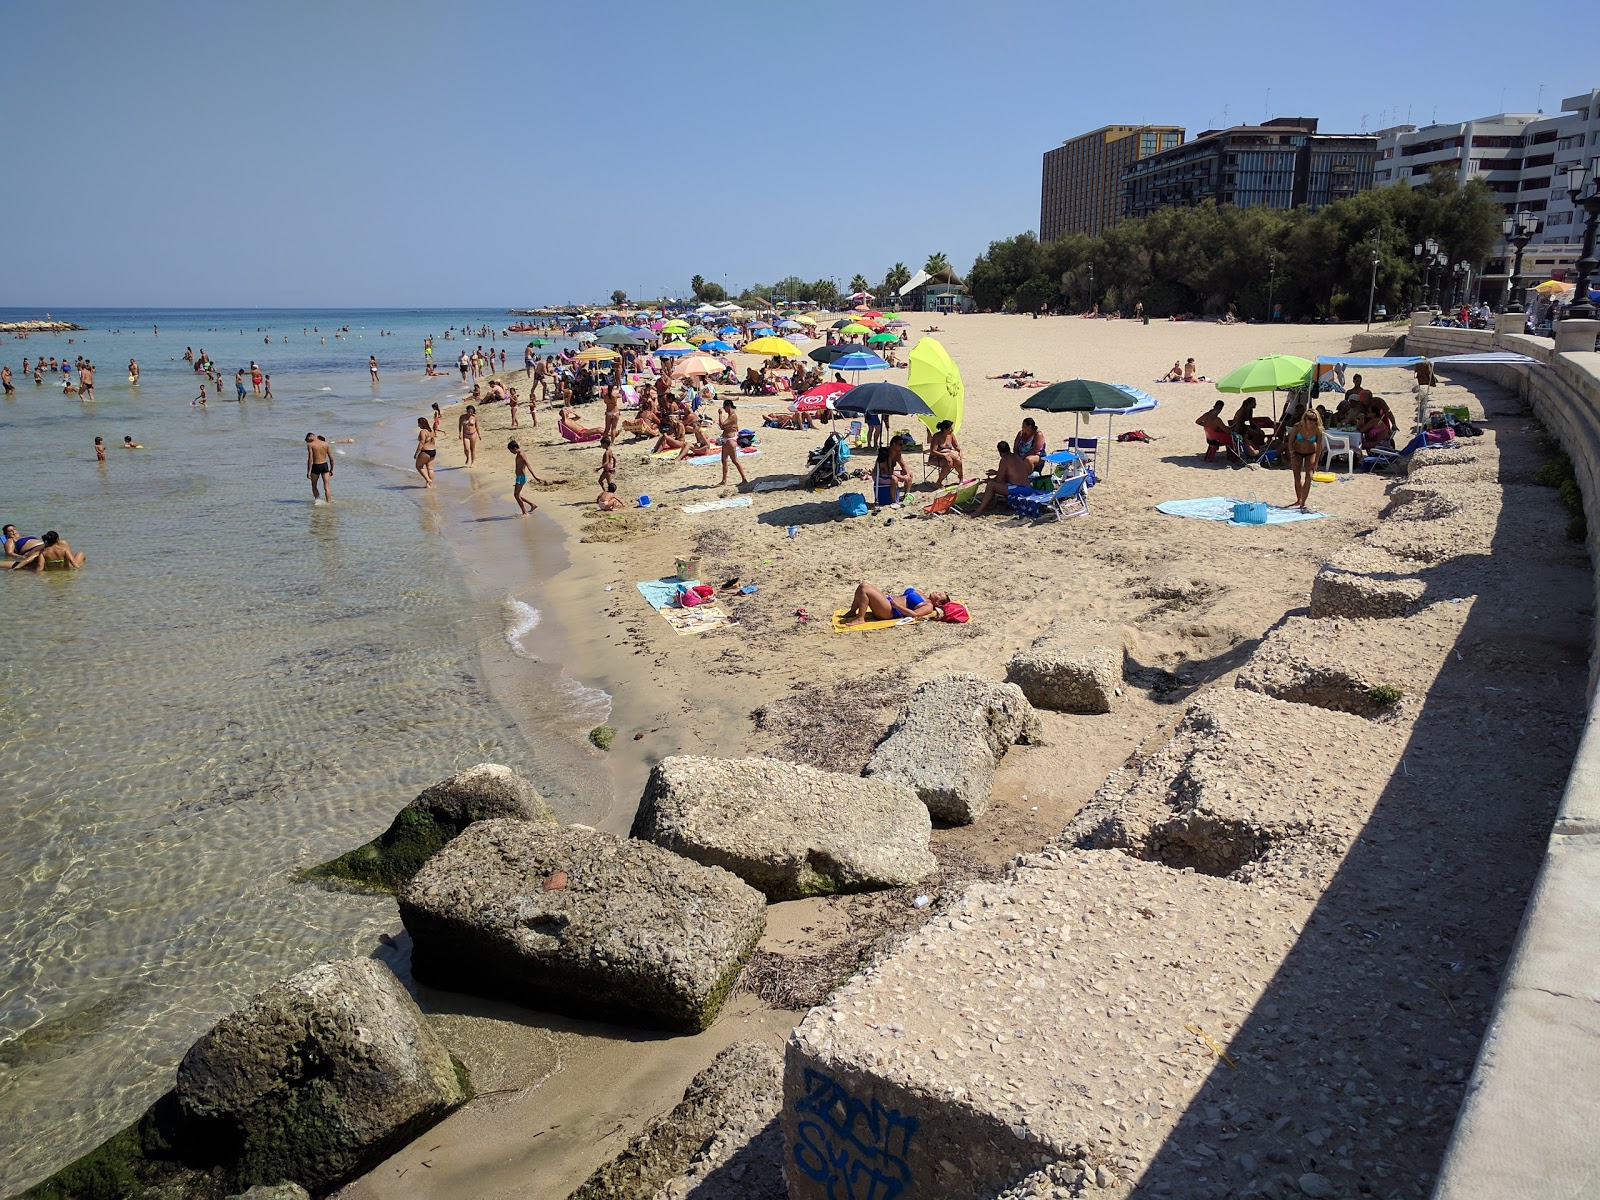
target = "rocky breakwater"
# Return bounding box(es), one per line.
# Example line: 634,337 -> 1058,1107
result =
302,763 -> 553,892
24,958 -> 469,1200
0,319 -> 85,334
864,673 -> 1041,824
399,820 -> 766,1033
632,755 -> 935,900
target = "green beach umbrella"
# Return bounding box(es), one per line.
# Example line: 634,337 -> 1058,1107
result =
1021,378 -> 1133,452
1213,355 -> 1313,393
866,331 -> 899,344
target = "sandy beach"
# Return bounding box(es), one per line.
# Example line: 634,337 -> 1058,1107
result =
309,312 -> 1582,1198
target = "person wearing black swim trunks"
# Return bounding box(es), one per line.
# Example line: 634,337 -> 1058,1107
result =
305,432 -> 334,502
415,417 -> 437,488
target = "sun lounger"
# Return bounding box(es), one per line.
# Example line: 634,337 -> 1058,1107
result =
1007,470 -> 1091,521
559,419 -> 603,444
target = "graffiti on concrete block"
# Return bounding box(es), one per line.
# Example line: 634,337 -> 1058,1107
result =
791,1066 -> 920,1199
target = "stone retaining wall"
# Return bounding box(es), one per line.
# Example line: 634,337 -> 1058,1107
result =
1405,318 -> 1600,1200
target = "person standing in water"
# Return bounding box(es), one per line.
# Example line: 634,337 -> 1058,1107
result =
94,437 -> 106,461
1,365 -> 12,394
414,417 -> 437,487
128,359 -> 140,385
79,361 -> 95,402
508,440 -> 544,515
458,404 -> 480,466
305,433 -> 334,502
717,399 -> 747,486
369,355 -> 380,384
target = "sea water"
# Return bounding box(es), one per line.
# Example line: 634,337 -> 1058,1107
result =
0,308 -> 601,1191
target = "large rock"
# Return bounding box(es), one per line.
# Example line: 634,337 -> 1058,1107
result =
632,756 -> 935,900
572,1040 -> 785,1200
173,957 -> 468,1196
864,673 -> 1040,825
400,820 -> 765,1033
304,763 -> 553,892
1004,622 -> 1124,713
1308,545 -> 1428,619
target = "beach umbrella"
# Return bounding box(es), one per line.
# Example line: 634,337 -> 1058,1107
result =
656,341 -> 696,356
576,330 -> 598,343
717,325 -> 739,336
1021,378 -> 1130,448
1214,354 -> 1313,419
866,331 -> 899,344
808,344 -> 855,364
527,338 -> 550,347
878,312 -> 900,320
829,350 -> 890,372
575,345 -> 620,363
830,318 -> 855,329
906,337 -> 964,436
833,381 -> 932,418
688,331 -> 715,344
883,319 -> 908,328
794,314 -> 819,326
839,322 -> 872,335
699,339 -> 735,352
776,319 -> 803,330
596,326 -> 646,346
743,336 -> 801,357
799,381 -> 853,406
661,319 -> 690,333
674,353 -> 726,377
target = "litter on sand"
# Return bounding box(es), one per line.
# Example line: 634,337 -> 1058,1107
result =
1156,497 -> 1328,526
678,497 -> 753,513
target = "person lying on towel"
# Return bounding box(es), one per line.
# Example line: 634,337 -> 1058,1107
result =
840,580 -> 965,625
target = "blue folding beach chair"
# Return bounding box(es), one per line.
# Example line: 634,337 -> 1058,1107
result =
1007,470 -> 1091,521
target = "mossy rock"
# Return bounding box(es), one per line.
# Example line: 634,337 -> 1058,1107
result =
588,725 -> 616,751
301,764 -> 554,894
23,1098 -> 216,1200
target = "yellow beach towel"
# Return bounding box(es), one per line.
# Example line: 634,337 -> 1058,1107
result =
831,610 -> 917,633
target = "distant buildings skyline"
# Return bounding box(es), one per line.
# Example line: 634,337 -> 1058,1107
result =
1039,125 -> 1182,241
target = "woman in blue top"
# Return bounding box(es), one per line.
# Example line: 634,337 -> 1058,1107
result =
841,580 -> 952,625
3,525 -> 42,557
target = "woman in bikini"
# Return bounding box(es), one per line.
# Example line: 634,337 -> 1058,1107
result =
1011,417 -> 1046,472
718,399 -> 747,486
927,420 -> 963,486
431,402 -> 444,433
652,411 -> 686,456
1287,407 -> 1324,511
458,404 -> 480,466
414,417 -> 437,487
841,581 -> 953,625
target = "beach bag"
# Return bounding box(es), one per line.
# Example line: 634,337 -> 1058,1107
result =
1425,427 -> 1456,445
736,429 -> 757,448
1232,495 -> 1269,524
939,600 -> 970,623
839,492 -> 869,517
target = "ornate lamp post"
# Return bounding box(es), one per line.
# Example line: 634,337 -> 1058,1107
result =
1451,261 -> 1471,310
1267,253 -> 1277,321
1413,242 -> 1424,310
1431,246 -> 1448,308
1564,162 -> 1600,321
1500,209 -> 1542,314
1365,227 -> 1382,331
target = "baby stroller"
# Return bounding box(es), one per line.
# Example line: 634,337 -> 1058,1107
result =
804,432 -> 847,490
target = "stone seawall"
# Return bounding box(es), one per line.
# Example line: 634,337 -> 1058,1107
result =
1400,318 -> 1600,1200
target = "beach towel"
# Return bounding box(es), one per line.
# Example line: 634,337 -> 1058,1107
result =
679,497 -> 753,514
831,610 -> 917,632
750,474 -> 804,492
635,577 -> 731,634
1156,497 -> 1328,526
680,447 -> 762,467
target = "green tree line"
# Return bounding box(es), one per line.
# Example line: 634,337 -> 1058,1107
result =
966,171 -> 1505,320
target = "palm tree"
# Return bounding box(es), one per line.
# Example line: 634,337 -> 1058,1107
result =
691,275 -> 705,299
849,274 -> 871,295
924,252 -> 950,276
885,262 -> 912,293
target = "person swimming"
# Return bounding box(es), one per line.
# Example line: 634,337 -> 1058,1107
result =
8,530 -> 86,571
3,525 -> 42,557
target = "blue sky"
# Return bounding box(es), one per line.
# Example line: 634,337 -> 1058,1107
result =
4,0 -> 1585,308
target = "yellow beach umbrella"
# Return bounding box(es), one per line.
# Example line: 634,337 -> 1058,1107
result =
793,313 -> 818,326
907,337 -> 964,435
688,331 -> 715,344
661,319 -> 690,332
743,336 -> 800,357
1533,279 -> 1574,295
575,345 -> 620,362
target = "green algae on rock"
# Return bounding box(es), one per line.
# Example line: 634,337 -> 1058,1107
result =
301,763 -> 552,893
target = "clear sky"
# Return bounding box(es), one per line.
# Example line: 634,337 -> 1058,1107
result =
5,0 -> 1588,308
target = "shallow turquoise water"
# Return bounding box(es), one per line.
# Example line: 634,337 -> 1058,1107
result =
0,309 -> 594,1190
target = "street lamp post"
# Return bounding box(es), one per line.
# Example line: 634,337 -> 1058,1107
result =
1500,209 -> 1542,314
1564,163 -> 1600,321
1451,261 -> 1470,311
1366,227 -> 1381,331
1086,261 -> 1095,309
1268,253 -> 1277,322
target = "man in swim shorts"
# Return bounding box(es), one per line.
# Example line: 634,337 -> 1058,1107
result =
305,432 -> 334,502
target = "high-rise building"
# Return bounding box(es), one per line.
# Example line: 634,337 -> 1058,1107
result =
1120,118 -> 1377,220
1039,124 -> 1183,241
1374,88 -> 1599,297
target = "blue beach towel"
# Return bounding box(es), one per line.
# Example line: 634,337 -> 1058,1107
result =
636,577 -> 701,609
1156,497 -> 1328,526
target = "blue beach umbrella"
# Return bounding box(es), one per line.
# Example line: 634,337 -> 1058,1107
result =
700,339 -> 735,352
828,350 -> 890,372
717,325 -> 739,336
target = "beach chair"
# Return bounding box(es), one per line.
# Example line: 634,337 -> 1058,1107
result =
1065,436 -> 1099,472
1007,471 -> 1090,521
804,433 -> 846,490
1322,431 -> 1358,474
923,478 -> 979,515
1362,431 -> 1428,472
558,418 -> 603,444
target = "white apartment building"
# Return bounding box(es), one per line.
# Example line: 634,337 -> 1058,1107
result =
1374,88 -> 1599,300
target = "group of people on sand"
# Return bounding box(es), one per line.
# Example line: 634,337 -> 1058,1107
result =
1159,357 -> 1206,383
3,526 -> 86,571
1194,371 -> 1403,511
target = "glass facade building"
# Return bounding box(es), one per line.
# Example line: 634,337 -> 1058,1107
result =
1040,124 -> 1183,241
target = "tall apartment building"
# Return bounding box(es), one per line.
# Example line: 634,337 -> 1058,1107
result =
1039,124 -> 1183,241
1374,87 -> 1600,294
1121,117 -> 1377,219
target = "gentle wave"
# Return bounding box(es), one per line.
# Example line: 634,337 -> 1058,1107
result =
502,598 -> 541,659
560,676 -> 613,724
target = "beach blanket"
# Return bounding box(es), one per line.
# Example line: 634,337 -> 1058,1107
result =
679,497 -> 753,514
635,577 -> 730,635
680,447 -> 762,467
831,610 -> 918,632
1156,497 -> 1328,526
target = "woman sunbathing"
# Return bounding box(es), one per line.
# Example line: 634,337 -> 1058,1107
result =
1159,361 -> 1183,382
841,580 -> 953,625
652,413 -> 686,455
677,419 -> 713,460
560,406 -> 600,439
